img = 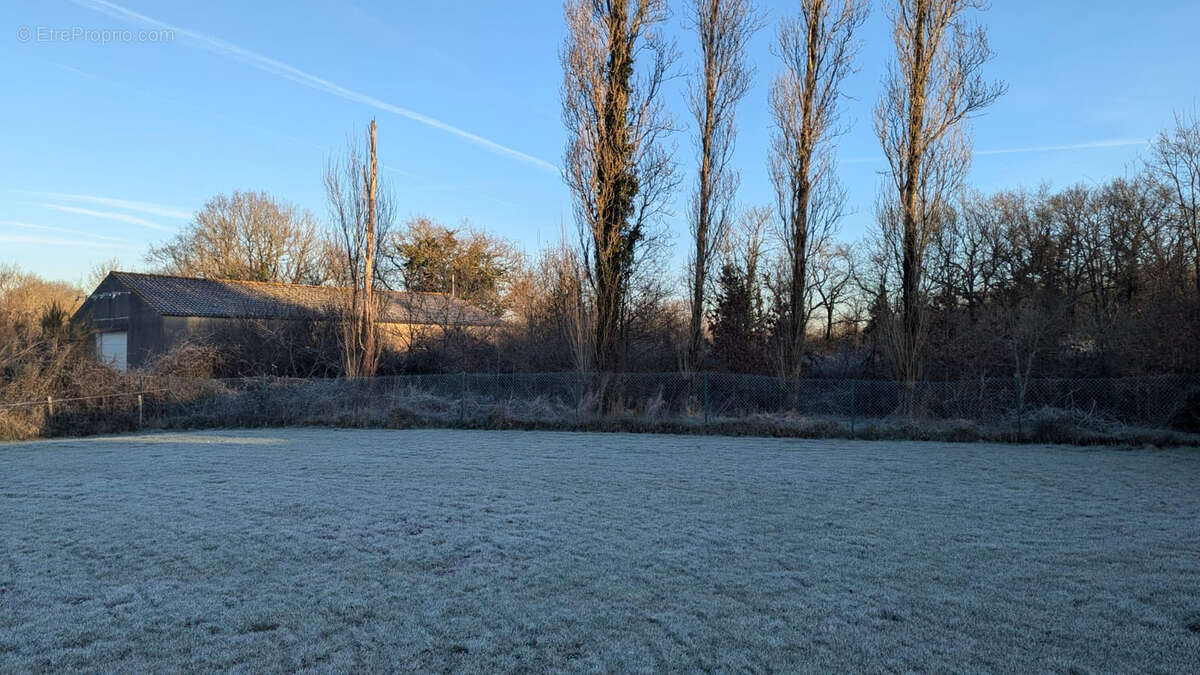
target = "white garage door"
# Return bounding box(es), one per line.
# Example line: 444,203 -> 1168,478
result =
96,331 -> 128,371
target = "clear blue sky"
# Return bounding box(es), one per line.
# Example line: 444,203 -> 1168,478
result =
3,0 -> 1198,287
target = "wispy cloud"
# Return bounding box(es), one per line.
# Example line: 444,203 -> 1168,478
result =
72,0 -> 559,173
48,62 -> 326,153
0,234 -> 133,249
843,137 -> 1151,165
975,138 -> 1151,156
16,191 -> 192,219
0,219 -> 127,243
40,204 -> 174,232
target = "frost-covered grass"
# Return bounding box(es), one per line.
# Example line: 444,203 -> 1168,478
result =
2,430 -> 1198,672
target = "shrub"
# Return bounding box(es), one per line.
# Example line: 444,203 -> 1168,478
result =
145,343 -> 221,379
1026,408 -> 1084,444
1169,387 -> 1200,433
1,302 -> 143,440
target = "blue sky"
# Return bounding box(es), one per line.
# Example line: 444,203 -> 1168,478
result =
3,0 -> 1198,287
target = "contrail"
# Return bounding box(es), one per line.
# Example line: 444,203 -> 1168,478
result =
0,219 -> 127,243
0,234 -> 132,249
73,0 -> 559,173
41,204 -> 174,232
19,191 -> 192,219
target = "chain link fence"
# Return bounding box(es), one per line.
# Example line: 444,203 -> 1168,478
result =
5,372 -> 1197,442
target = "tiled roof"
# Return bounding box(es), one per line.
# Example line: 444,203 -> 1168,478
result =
98,272 -> 501,327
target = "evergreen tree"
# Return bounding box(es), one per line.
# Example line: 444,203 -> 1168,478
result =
710,262 -> 767,372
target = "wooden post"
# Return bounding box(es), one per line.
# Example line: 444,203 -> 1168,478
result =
138,376 -> 144,427
47,396 -> 54,417
703,371 -> 710,425
361,119 -> 378,377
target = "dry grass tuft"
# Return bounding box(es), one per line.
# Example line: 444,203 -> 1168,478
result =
6,373 -> 1199,448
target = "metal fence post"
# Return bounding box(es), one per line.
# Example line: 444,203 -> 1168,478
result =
1014,373 -> 1023,439
703,371 -> 710,425
497,371 -> 504,422
459,371 -> 467,423
849,380 -> 856,436
576,371 -> 583,422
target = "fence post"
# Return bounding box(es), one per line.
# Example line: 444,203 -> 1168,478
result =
703,371 -> 710,425
576,372 -> 583,422
459,371 -> 467,423
1014,373 -> 1023,440
47,396 -> 54,417
498,371 -> 505,422
849,380 -> 856,436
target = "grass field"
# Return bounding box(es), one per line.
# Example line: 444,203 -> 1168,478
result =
1,430 -> 1198,672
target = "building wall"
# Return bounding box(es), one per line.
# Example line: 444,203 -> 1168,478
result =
76,274 -> 498,371
126,295 -> 165,369
161,316 -> 240,351
382,322 -> 495,352
74,275 -> 165,369
159,318 -> 491,354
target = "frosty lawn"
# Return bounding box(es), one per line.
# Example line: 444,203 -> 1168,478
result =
1,430 -> 1198,672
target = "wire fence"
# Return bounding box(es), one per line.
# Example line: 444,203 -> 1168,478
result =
4,372 -> 1198,440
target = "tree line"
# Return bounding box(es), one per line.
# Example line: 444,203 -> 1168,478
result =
10,0 -> 1196,383
554,0 -> 1199,386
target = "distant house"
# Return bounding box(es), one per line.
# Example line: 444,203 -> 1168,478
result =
73,271 -> 501,371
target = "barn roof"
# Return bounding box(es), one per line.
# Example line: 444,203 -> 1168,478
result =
85,272 -> 501,327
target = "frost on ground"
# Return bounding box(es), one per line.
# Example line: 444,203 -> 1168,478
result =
1,430 -> 1198,672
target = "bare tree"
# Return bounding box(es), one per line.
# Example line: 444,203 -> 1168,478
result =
875,0 -> 1005,386
684,0 -> 761,371
324,119 -> 393,378
725,205 -> 772,301
810,242 -> 854,340
0,264 -> 82,321
561,0 -> 679,373
1148,110 -> 1200,299
82,258 -> 124,290
769,0 -> 867,376
551,236 -> 594,374
147,191 -> 324,284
